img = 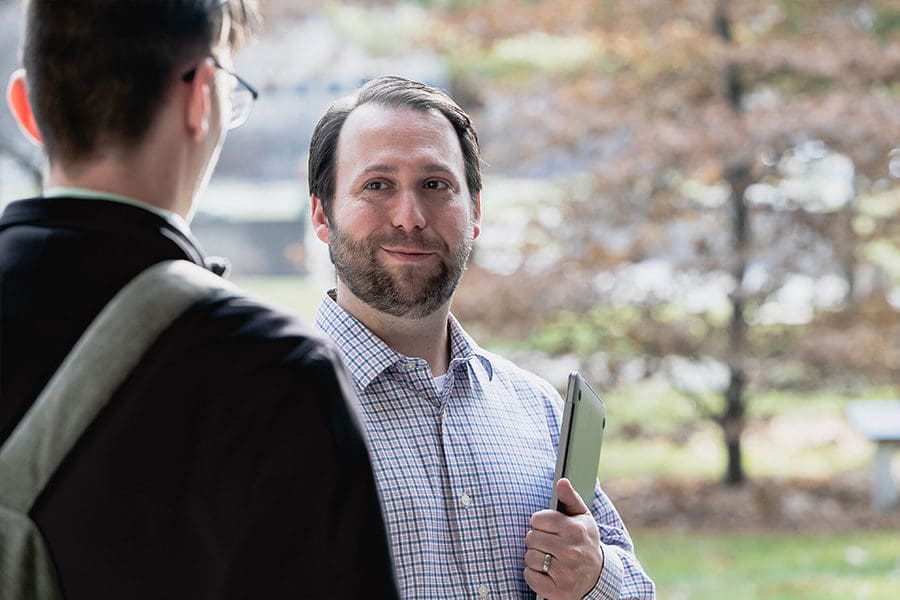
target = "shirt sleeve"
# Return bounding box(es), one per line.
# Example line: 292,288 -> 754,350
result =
535,369 -> 656,598
581,481 -> 656,599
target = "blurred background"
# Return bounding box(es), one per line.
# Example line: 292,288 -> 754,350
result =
2,0 -> 899,597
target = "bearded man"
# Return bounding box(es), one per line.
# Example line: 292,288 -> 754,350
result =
307,76 -> 655,600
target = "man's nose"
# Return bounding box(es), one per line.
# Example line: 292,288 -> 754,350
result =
391,188 -> 427,231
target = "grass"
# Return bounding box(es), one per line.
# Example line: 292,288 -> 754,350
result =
634,530 -> 900,600
601,379 -> 898,430
601,433 -> 728,480
598,417 -> 879,481
598,378 -> 898,479
601,432 -> 877,480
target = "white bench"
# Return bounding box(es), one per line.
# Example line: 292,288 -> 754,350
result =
845,400 -> 900,511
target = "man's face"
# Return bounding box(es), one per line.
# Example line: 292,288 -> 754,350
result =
323,103 -> 481,319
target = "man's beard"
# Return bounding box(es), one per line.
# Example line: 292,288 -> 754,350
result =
328,221 -> 475,319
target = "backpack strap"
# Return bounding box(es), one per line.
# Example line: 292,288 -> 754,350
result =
0,260 -> 236,513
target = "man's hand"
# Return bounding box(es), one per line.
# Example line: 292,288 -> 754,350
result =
524,478 -> 604,600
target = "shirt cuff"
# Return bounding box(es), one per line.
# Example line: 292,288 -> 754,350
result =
582,543 -> 625,600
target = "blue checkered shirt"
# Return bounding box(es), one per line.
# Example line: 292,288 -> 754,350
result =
316,291 -> 655,599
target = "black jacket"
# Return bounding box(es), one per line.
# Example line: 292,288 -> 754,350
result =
0,197 -> 398,599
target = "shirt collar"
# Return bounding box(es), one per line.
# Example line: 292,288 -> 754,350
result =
446,312 -> 494,380
44,186 -> 193,239
314,289 -> 493,390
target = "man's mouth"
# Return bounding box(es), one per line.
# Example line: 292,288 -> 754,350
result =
382,247 -> 437,263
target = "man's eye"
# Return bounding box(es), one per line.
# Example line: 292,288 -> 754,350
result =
366,181 -> 387,190
425,180 -> 449,190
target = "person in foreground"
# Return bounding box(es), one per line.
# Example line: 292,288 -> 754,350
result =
308,75 -> 655,599
0,1 -> 397,598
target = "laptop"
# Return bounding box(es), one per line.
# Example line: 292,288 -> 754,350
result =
549,371 -> 606,511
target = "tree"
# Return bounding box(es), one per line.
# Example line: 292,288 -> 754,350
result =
424,0 -> 900,485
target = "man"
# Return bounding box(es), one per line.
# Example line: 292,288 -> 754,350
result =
308,75 -> 655,599
0,1 -> 397,598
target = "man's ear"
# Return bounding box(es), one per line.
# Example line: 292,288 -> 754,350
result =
472,192 -> 482,240
184,60 -> 216,141
6,69 -> 43,147
310,195 -> 330,244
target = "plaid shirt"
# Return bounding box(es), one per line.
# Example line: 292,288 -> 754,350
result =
316,291 -> 655,599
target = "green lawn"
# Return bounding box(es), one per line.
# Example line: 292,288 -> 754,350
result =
600,432 -> 876,480
598,379 -> 895,480
634,530 -> 900,600
600,379 -> 897,432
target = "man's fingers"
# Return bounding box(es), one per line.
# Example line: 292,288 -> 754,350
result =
530,508 -> 571,534
555,477 -> 590,516
525,548 -> 553,574
524,566 -> 556,598
525,528 -> 561,554
525,482 -> 603,600
523,542 -> 558,596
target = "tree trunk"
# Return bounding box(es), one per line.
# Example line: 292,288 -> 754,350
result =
717,0 -> 750,486
724,434 -> 743,486
722,162 -> 750,486
723,359 -> 746,485
840,195 -> 857,307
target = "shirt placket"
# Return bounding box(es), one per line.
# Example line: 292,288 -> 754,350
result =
394,359 -> 473,596
440,362 -> 502,599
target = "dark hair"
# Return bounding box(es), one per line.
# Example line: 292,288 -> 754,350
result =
308,76 -> 482,217
22,0 -> 260,162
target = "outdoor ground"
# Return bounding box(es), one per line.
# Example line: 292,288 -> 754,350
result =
609,474 -> 900,533
604,427 -> 900,598
634,528 -> 899,599
600,386 -> 900,598
608,473 -> 900,599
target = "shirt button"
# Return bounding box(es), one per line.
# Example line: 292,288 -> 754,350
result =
404,361 -> 416,371
477,584 -> 489,597
460,493 -> 472,507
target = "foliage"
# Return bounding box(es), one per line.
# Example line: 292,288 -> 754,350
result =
418,0 -> 900,484
637,530 -> 900,600
6,0 -> 897,486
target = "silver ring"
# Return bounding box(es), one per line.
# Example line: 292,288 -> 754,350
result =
541,552 -> 552,574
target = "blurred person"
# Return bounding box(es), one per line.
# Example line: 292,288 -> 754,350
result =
0,1 -> 397,598
308,75 -> 655,600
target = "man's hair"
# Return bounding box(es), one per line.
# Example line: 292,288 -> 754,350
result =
22,0 -> 260,162
308,76 -> 482,217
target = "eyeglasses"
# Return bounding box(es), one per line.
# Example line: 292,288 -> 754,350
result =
182,57 -> 259,130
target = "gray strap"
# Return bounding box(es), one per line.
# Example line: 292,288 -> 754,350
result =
0,260 -> 236,512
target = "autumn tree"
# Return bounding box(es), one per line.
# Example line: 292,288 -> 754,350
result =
427,0 -> 900,485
